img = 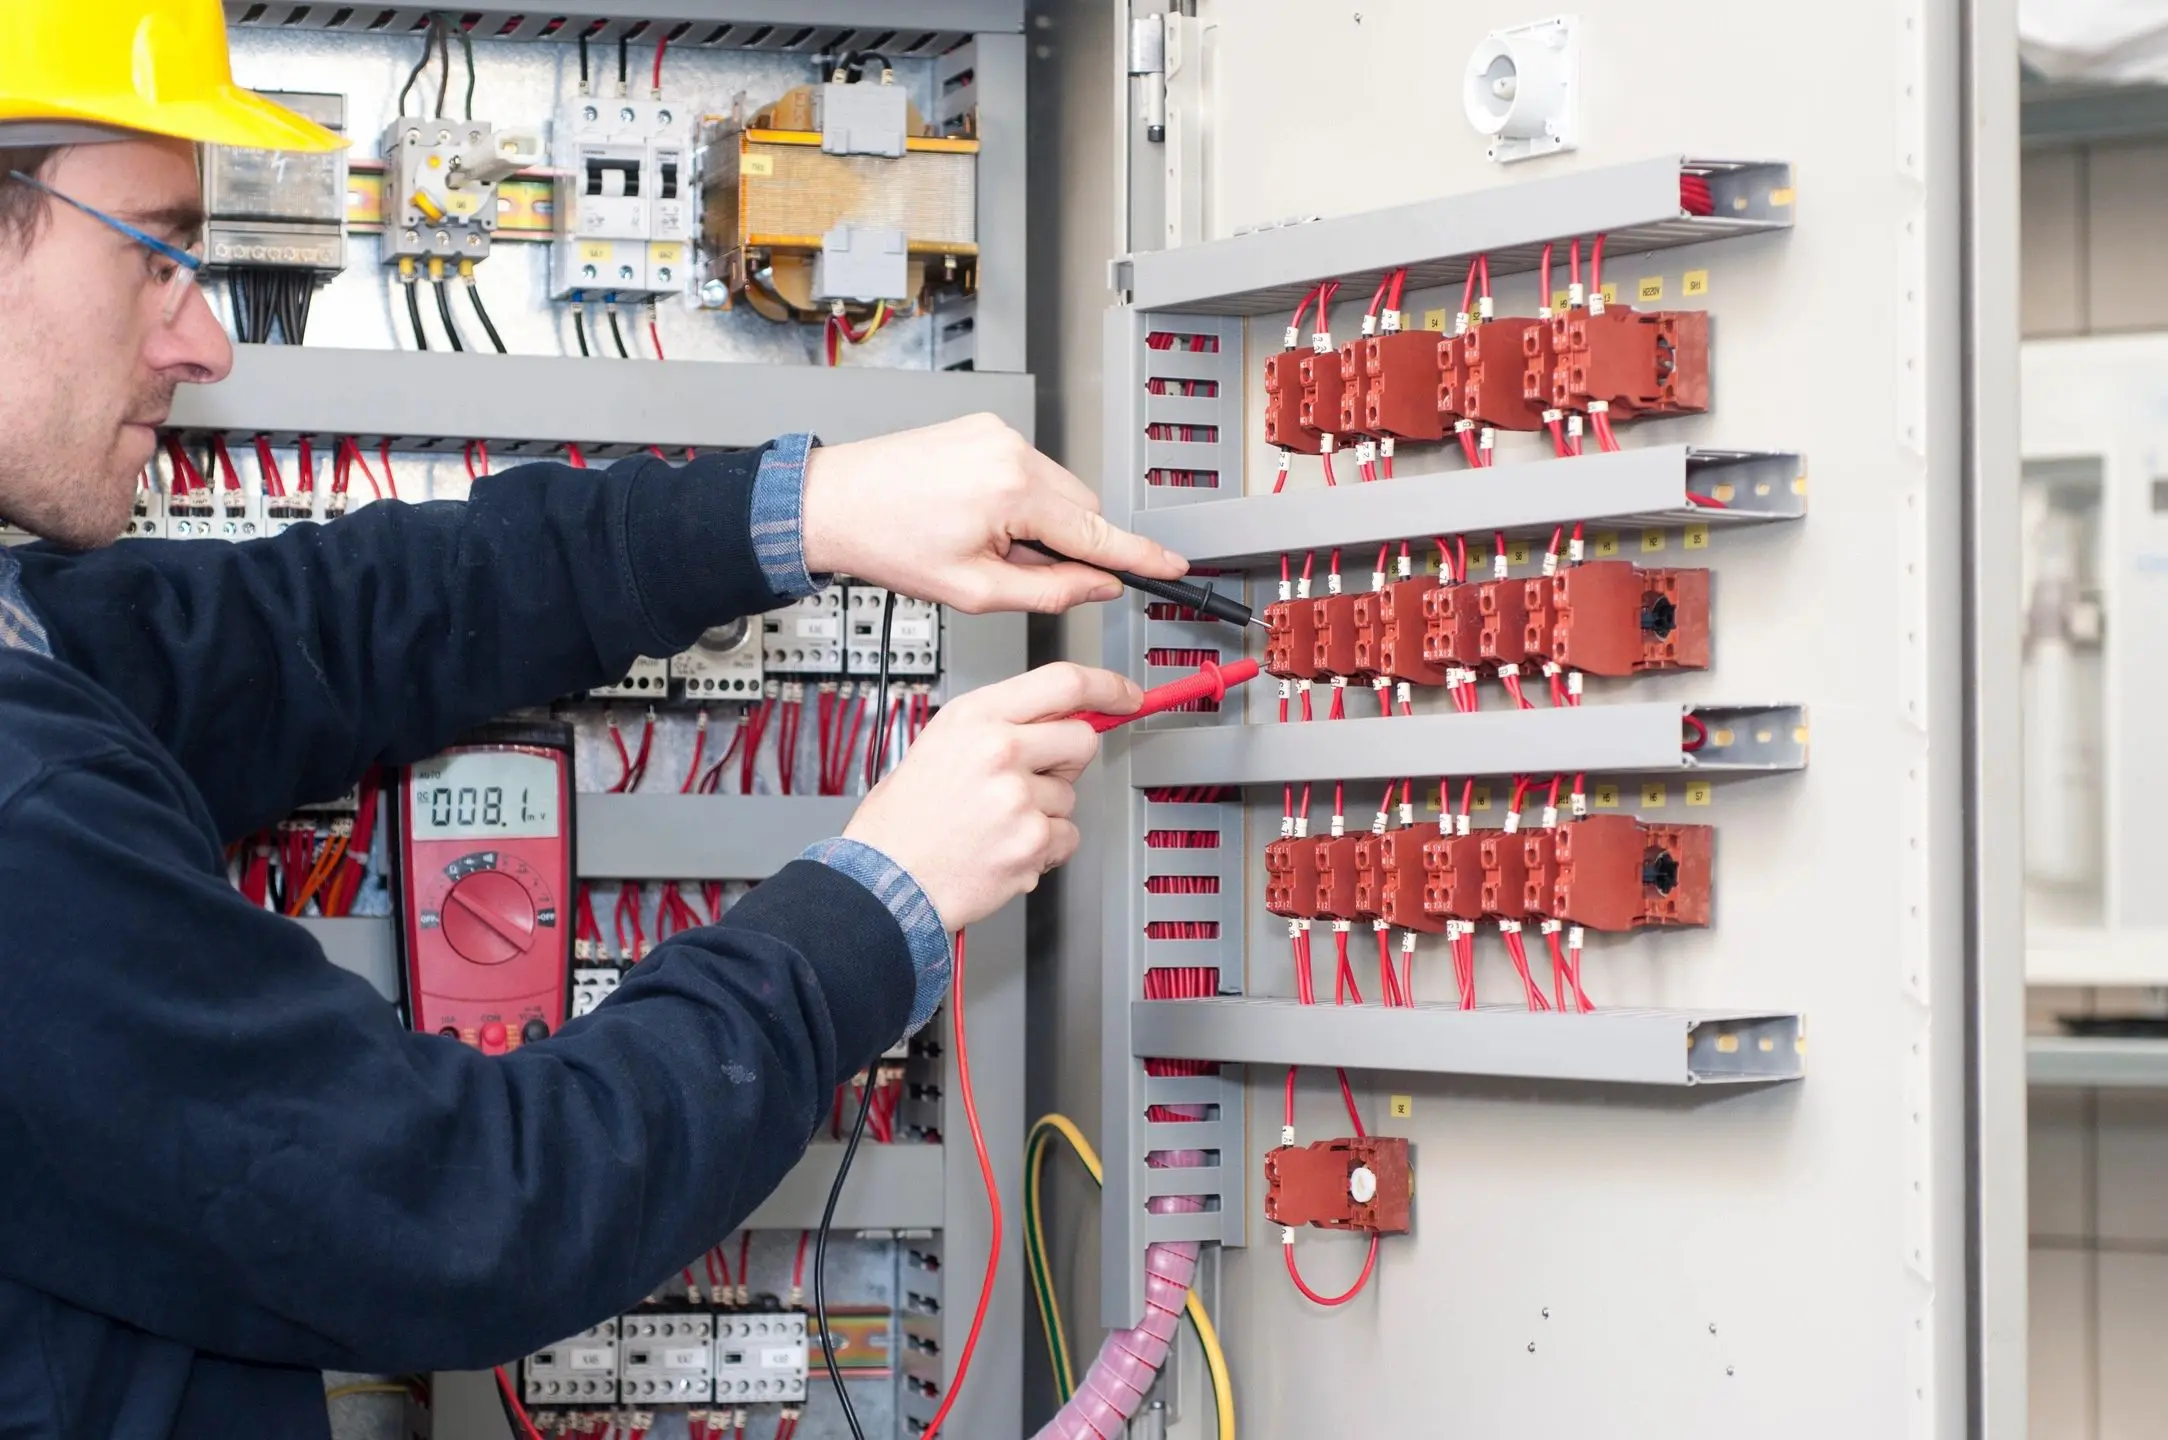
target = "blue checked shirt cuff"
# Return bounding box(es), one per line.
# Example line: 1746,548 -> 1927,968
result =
749,433 -> 827,599
800,838 -> 951,1034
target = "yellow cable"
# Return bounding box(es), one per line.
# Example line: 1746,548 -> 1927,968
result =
324,1382 -> 410,1403
1029,1114 -> 1236,1440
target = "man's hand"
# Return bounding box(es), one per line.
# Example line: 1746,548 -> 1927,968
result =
800,414 -> 1187,614
842,663 -> 1141,928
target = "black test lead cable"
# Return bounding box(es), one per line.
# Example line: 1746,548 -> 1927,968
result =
812,590 -> 897,1440
1016,538 -> 1268,628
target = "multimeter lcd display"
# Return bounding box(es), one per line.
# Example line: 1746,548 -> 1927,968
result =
407,751 -> 560,842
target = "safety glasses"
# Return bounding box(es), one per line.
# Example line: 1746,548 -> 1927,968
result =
8,170 -> 206,323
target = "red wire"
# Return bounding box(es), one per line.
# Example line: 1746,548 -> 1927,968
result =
916,931 -> 999,1440
1283,1234 -> 1380,1307
493,1367 -> 545,1440
652,32 -> 669,91
649,319 -> 666,360
377,442 -> 400,499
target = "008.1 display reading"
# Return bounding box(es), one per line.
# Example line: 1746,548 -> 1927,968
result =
407,750 -> 560,841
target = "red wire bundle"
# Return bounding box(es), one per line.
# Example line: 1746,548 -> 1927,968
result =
614,883 -> 646,962
775,692 -> 805,796
607,709 -> 655,793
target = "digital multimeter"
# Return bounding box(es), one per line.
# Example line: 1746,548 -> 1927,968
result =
394,721 -> 575,1055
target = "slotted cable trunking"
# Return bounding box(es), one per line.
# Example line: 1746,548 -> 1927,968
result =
1096,157 -> 1806,1325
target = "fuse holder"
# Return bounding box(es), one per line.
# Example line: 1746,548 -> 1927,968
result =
1310,593 -> 1365,679
1355,332 -> 1449,440
1352,575 -> 1443,686
1421,582 -> 1484,669
1523,814 -> 1713,931
1297,348 -> 1346,442
1546,307 -> 1711,419
1265,1135 -> 1412,1233
1421,830 -> 1486,921
1476,577 -> 1531,667
1478,827 -> 1535,921
1264,350 -> 1323,454
1458,318 -> 1550,431
1437,328 -> 1471,423
1263,599 -> 1321,681
1535,562 -> 1711,677
1334,341 -> 1372,438
1265,836 -> 1323,920
1355,829 -> 1442,933
1519,312 -> 1564,411
1312,834 -> 1366,921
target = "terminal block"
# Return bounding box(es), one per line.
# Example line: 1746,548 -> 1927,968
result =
590,655 -> 670,700
1310,593 -> 1364,679
1263,350 -> 1322,454
673,617 -> 765,700
1530,563 -> 1711,677
1297,348 -> 1347,443
1263,599 -> 1321,681
1352,576 -> 1443,686
379,117 -> 542,264
523,1320 -> 621,1407
714,1312 -> 809,1405
1476,578 -> 1531,668
125,492 -> 166,540
571,968 -> 622,1018
1478,827 -> 1535,922
1265,1135 -> 1413,1233
1420,830 -> 1486,921
1312,833 -> 1366,921
620,1312 -> 715,1404
1543,308 -> 1711,418
846,587 -> 942,678
1265,836 -> 1323,919
551,97 -> 696,300
1421,582 -> 1484,670
763,591 -> 845,676
1455,318 -> 1550,431
1350,332 -> 1449,440
1521,815 -> 1713,931
1355,829 -> 1442,932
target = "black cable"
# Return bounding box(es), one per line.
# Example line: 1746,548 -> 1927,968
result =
458,19 -> 477,122
577,30 -> 590,90
294,278 -> 314,345
572,302 -> 591,357
618,31 -> 630,91
841,50 -> 894,81
606,304 -> 630,359
465,281 -> 507,354
434,14 -> 452,120
228,273 -> 251,344
403,278 -> 429,352
396,15 -> 437,117
433,279 -> 465,353
814,591 -> 897,1440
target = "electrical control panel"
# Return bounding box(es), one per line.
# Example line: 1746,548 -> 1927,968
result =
551,98 -> 696,301
672,617 -> 766,700
763,591 -> 845,676
379,117 -> 542,264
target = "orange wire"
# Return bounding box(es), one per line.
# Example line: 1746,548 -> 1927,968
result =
916,931 -> 1000,1438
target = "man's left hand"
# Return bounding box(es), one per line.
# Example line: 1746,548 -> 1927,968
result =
799,414 -> 1188,614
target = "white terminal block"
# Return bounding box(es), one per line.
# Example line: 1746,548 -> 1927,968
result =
673,616 -> 766,700
551,98 -> 695,301
712,1312 -> 808,1405
845,587 -> 943,678
619,1312 -> 715,1404
524,1320 -> 621,1406
763,591 -> 845,676
1464,15 -> 1579,165
200,493 -> 265,543
264,494 -> 318,539
571,968 -> 622,1018
589,654 -> 670,700
125,492 -> 167,541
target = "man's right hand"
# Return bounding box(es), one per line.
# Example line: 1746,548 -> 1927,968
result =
842,662 -> 1142,929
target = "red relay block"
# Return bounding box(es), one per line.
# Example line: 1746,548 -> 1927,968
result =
1533,562 -> 1711,677
1312,834 -> 1366,921
1297,348 -> 1345,441
1351,576 -> 1442,686
1355,828 -> 1442,932
1264,836 -> 1322,920
1421,582 -> 1484,671
1458,319 -> 1550,431
1476,577 -> 1531,667
1521,814 -> 1713,932
1334,341 -> 1370,438
1544,307 -> 1711,419
1421,830 -> 1485,922
1263,599 -> 1321,681
1354,331 -> 1449,441
1265,1135 -> 1413,1233
1264,349 -> 1323,454
1478,828 -> 1535,922
1310,593 -> 1365,679
1437,326 -> 1470,423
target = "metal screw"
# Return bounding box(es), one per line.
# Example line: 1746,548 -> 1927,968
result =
1540,1308 -> 1550,1319
1726,1366 -> 1735,1377
700,280 -> 729,307
657,267 -> 674,284
583,105 -> 599,124
1708,1323 -> 1718,1335
1526,1342 -> 1536,1353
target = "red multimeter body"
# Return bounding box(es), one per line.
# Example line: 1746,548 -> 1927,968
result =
395,722 -> 575,1055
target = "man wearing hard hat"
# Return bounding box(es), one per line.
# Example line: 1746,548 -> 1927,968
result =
0,5 -> 1177,1436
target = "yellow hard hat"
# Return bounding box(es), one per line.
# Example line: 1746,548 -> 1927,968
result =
0,0 -> 344,153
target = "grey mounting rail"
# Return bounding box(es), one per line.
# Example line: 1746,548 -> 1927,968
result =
225,2 -> 1022,48
169,346 -> 1034,458
576,794 -> 858,880
1126,702 -> 1808,789
1133,998 -> 1803,1087
1124,157 -> 1792,315
1132,446 -> 1802,569
2027,1036 -> 2168,1089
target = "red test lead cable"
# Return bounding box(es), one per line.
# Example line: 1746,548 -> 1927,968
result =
1072,658 -> 1261,732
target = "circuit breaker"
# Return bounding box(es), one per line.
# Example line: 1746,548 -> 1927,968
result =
551,98 -> 695,301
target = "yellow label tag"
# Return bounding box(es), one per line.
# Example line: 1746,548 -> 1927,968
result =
1683,523 -> 1710,551
1600,282 -> 1619,305
1685,779 -> 1713,807
649,242 -> 686,265
1641,781 -> 1668,809
1423,308 -> 1449,332
1592,531 -> 1620,558
1640,529 -> 1668,553
1389,1094 -> 1413,1119
1551,290 -> 1570,313
1506,540 -> 1532,568
1470,783 -> 1492,812
577,240 -> 614,264
1638,276 -> 1664,303
1424,783 -> 1443,812
1682,269 -> 1710,297
444,192 -> 482,217
742,153 -> 775,177
1424,552 -> 1442,575
1466,545 -> 1491,570
1592,782 -> 1621,809
1769,186 -> 1796,207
